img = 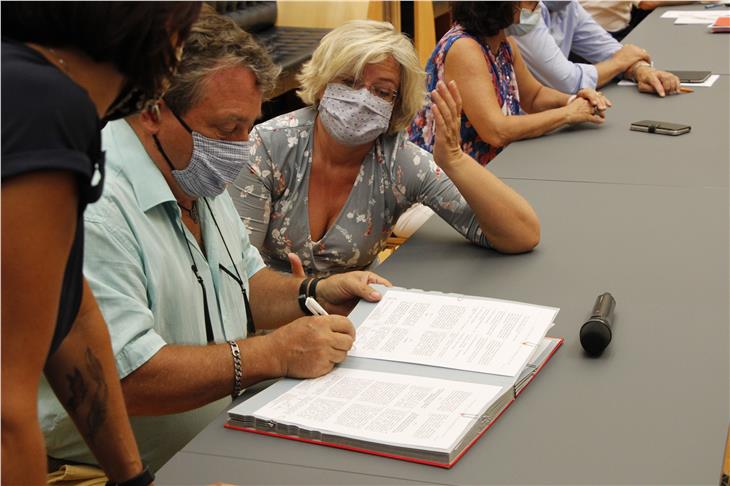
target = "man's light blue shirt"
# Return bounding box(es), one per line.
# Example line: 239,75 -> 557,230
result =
39,119 -> 266,471
514,0 -> 623,93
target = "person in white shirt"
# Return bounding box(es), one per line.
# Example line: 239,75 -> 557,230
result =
580,1 -> 695,40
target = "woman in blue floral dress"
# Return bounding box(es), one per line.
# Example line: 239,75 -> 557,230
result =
409,1 -> 611,166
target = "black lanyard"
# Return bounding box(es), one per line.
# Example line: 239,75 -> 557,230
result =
178,199 -> 255,343
180,232 -> 215,343
203,198 -> 256,338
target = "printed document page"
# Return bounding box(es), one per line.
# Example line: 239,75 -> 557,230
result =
251,368 -> 503,452
349,289 -> 557,377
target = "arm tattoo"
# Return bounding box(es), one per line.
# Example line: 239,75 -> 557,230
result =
65,368 -> 88,411
64,348 -> 109,446
84,348 -> 108,444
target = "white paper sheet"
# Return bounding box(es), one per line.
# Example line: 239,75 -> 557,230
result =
660,10 -> 730,24
617,74 -> 719,88
250,368 -> 503,452
675,16 -> 726,24
349,289 -> 557,377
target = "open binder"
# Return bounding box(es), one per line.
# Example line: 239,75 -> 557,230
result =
226,286 -> 563,468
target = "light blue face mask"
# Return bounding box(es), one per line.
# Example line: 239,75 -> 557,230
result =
505,5 -> 542,36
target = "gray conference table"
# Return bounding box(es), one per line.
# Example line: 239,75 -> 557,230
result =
488,75 -> 730,188
489,4 -> 730,187
626,5 -> 730,75
157,7 -> 729,485
158,181 -> 729,485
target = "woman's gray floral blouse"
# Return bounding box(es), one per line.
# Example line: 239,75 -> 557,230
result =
229,107 -> 490,276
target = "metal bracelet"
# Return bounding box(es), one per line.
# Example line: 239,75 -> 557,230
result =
228,340 -> 243,399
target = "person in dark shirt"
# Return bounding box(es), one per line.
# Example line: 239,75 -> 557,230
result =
1,3 -> 200,485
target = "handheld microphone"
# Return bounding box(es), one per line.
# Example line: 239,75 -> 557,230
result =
580,292 -> 615,356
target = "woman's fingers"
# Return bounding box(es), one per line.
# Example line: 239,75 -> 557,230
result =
431,92 -> 457,144
447,79 -> 463,116
432,85 -> 455,129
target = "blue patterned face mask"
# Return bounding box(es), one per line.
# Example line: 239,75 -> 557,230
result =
505,5 -> 542,36
318,83 -> 394,146
154,108 -> 249,198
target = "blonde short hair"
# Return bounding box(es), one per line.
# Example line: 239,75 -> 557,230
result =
297,20 -> 425,134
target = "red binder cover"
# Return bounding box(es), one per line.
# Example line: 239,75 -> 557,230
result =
711,16 -> 730,32
224,337 -> 563,469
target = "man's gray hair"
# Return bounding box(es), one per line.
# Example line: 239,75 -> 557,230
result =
164,7 -> 280,114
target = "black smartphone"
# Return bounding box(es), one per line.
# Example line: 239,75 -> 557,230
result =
667,70 -> 711,83
630,120 -> 691,136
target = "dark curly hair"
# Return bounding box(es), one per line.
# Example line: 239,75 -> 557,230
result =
451,1 -> 516,38
1,1 -> 202,102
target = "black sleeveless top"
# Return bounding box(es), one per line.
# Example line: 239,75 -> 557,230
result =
1,39 -> 105,357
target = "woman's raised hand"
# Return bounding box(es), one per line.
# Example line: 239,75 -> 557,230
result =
431,80 -> 466,170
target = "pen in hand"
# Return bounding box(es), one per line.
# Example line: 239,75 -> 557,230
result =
305,297 -> 357,351
305,297 -> 329,316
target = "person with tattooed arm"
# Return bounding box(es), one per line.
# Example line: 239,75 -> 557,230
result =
1,2 -> 200,485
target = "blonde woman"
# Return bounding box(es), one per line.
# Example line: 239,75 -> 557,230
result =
230,20 -> 540,276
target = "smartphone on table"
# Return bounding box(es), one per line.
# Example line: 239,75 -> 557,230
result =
667,70 -> 711,83
630,120 -> 691,136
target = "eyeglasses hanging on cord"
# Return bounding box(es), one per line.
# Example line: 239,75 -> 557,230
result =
204,198 -> 256,337
178,199 -> 256,343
